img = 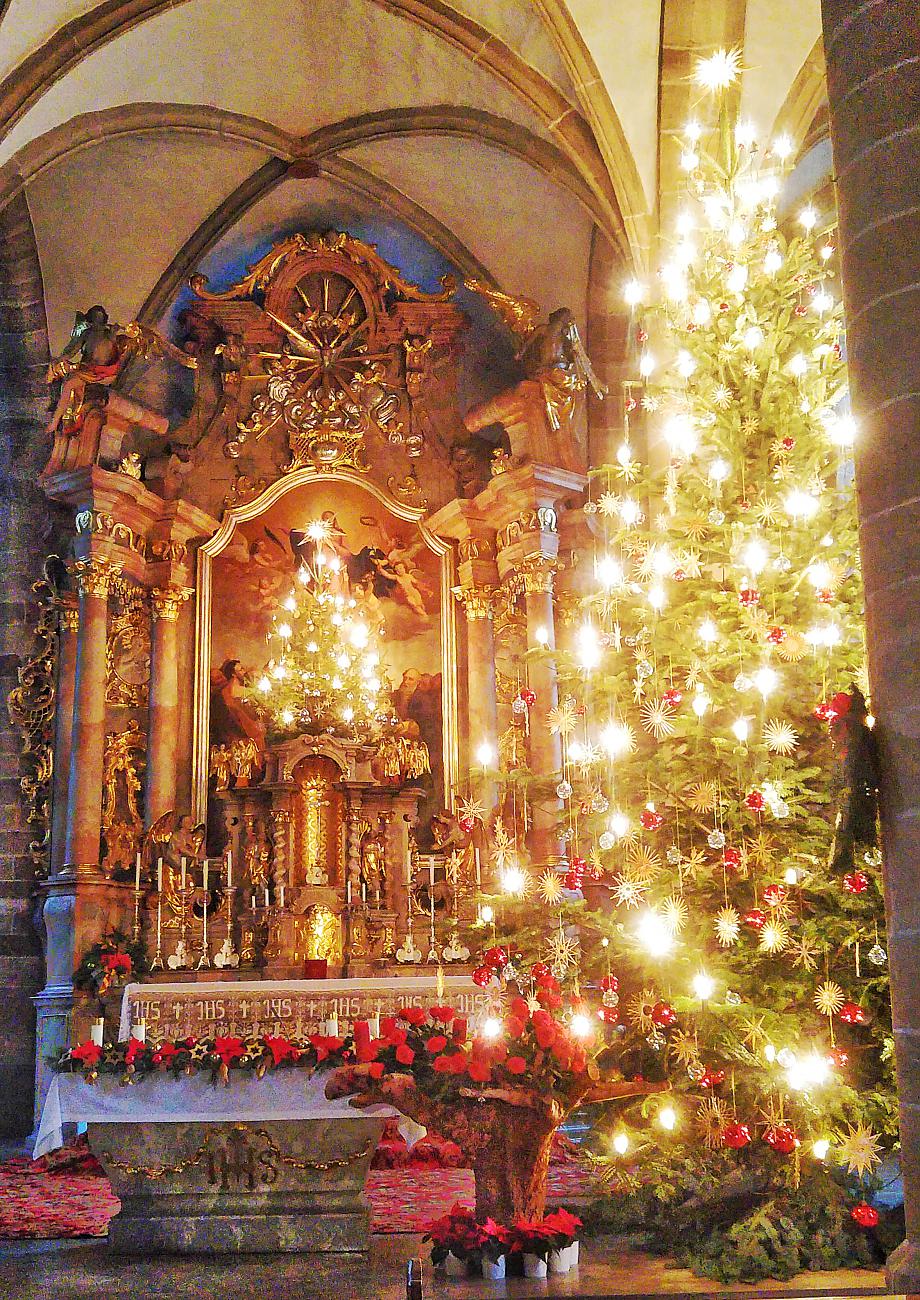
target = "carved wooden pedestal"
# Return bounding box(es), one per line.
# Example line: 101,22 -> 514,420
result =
90,1117 -> 383,1254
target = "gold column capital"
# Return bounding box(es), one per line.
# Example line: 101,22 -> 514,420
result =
58,601 -> 80,633
507,554 -> 562,597
68,556 -> 122,599
151,583 -> 194,622
454,583 -> 498,622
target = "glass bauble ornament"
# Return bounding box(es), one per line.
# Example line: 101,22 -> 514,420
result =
707,829 -> 726,850
556,780 -> 573,800
867,943 -> 887,967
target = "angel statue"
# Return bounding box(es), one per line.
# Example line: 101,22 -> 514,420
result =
43,306 -> 195,479
461,281 -> 606,473
144,811 -> 207,923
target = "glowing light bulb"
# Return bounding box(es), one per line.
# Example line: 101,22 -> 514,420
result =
692,299 -> 712,326
342,706 -> 354,723
639,351 -> 656,377
350,622 -> 370,649
609,812 -> 630,838
620,499 -> 642,526
684,119 -> 703,141
612,1131 -> 630,1156
676,210 -> 696,237
675,349 -> 697,378
773,133 -> 795,160
708,457 -> 730,483
332,675 -> 343,690
784,867 -> 799,885
501,866 -> 528,896
698,618 -> 719,645
742,539 -> 768,574
482,1017 -> 502,1040
764,1043 -> 777,1063
808,562 -> 834,590
578,622 -> 602,670
726,263 -> 748,294
637,909 -> 674,957
732,717 -> 751,743
597,555 -> 624,588
735,119 -> 756,148
307,640 -> 318,653
743,326 -> 764,350
601,722 -> 633,758
623,279 -> 645,306
283,595 -> 296,612
753,665 -> 779,698
827,413 -> 857,447
812,1138 -> 830,1160
535,625 -> 549,647
784,489 -> 820,520
664,413 -> 698,456
694,48 -> 741,91
799,206 -> 818,231
727,219 -> 747,246
337,653 -> 351,669
692,689 -> 710,717
616,441 -> 634,467
257,675 -> 271,694
679,149 -> 700,172
786,1052 -> 831,1091
658,1106 -> 677,1131
277,622 -> 292,639
648,584 -> 666,611
764,249 -> 782,274
570,1013 -> 593,1039
272,663 -> 287,680
813,290 -> 833,314
692,972 -> 716,1000
475,741 -> 495,767
479,905 -> 494,924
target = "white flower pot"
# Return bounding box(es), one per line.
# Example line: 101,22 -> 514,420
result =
564,1240 -> 580,1270
547,1248 -> 570,1275
482,1257 -> 506,1279
444,1251 -> 467,1276
523,1253 -> 548,1278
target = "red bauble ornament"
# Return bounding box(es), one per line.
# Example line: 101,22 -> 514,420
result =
640,809 -> 665,831
763,883 -> 788,908
520,688 -> 536,707
472,965 -> 493,988
563,871 -> 583,891
817,588 -> 834,604
744,908 -> 767,931
830,690 -> 853,717
483,945 -> 508,972
721,1121 -> 751,1149
597,1006 -> 620,1025
600,974 -> 620,992
570,855 -> 587,872
767,625 -> 787,644
637,328 -> 648,343
719,302 -> 730,312
739,587 -> 760,607
739,499 -> 751,511
850,1202 -> 880,1228
722,847 -> 742,870
530,962 -> 552,981
843,871 -> 869,894
700,1068 -> 726,1088
828,1046 -> 849,1068
781,436 -> 795,451
625,396 -> 638,413
745,790 -> 766,812
662,688 -> 683,707
832,341 -> 842,358
651,1001 -> 677,1028
764,1124 -> 799,1154
839,1001 -> 868,1025
794,304 -> 808,317
458,816 -> 476,833
673,569 -> 687,582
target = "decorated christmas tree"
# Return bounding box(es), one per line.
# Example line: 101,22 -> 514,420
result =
481,52 -> 897,1280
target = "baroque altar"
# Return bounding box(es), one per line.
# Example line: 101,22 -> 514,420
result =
15,229 -> 597,1116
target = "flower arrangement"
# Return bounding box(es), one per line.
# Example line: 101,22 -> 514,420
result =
423,1206 -> 581,1278
73,931 -> 147,1000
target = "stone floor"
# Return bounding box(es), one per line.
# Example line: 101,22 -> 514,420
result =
0,1236 -> 892,1300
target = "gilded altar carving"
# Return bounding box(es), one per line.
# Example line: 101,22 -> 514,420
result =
68,554 -> 122,599
101,720 -> 146,876
106,581 -> 150,706
209,738 -> 261,790
6,557 -> 62,878
291,758 -> 342,887
454,583 -> 498,622
297,904 -> 340,962
457,536 -> 495,564
75,509 -> 146,558
151,583 -> 193,623
149,539 -> 189,565
242,814 -> 272,892
504,554 -> 562,599
495,507 -> 557,553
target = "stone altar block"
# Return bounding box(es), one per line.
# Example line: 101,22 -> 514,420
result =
91,1115 -> 383,1254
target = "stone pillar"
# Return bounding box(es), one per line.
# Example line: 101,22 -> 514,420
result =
519,559 -> 563,868
820,3 -> 920,1289
64,556 -> 120,874
49,600 -> 79,875
146,584 -> 192,825
456,584 -> 499,806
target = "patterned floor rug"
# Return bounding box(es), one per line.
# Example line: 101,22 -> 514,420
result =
0,1136 -> 591,1240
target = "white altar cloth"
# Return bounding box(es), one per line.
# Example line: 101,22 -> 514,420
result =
35,1070 -> 407,1159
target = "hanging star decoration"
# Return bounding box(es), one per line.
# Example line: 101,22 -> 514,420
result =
612,874 -> 647,908
755,498 -> 781,527
835,1123 -> 883,1179
597,492 -> 621,518
627,988 -> 659,1033
686,781 -> 719,814
715,906 -> 741,947
763,719 -> 799,755
758,920 -> 790,954
661,895 -> 689,936
789,935 -> 821,971
698,1096 -> 731,1149
712,384 -> 733,410
777,632 -> 808,663
670,1029 -> 702,1071
628,844 -> 663,878
680,846 -> 709,881
492,818 -> 516,871
674,548 -> 702,578
740,1014 -> 769,1050
539,870 -> 563,906
456,795 -> 486,825
546,928 -> 580,974
641,697 -> 677,740
814,980 -> 845,1017
746,832 -> 773,869
547,699 -> 578,737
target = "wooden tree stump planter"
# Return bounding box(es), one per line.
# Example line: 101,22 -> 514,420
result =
327,1067 -> 667,1222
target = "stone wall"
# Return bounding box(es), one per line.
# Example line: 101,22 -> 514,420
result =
0,192 -> 54,1139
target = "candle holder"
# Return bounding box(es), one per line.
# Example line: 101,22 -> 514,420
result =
395,920 -> 422,964
167,887 -> 193,971
196,890 -> 211,971
213,885 -> 239,969
132,883 -> 142,944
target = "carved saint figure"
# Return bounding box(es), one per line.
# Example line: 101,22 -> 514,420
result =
360,822 -> 387,903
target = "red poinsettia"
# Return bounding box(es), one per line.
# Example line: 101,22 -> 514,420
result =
152,1042 -> 180,1066
263,1035 -> 298,1066
212,1036 -> 247,1067
428,1006 -> 455,1024
100,952 -> 132,974
543,1208 -> 582,1248
70,1041 -> 103,1067
399,1007 -> 427,1027
124,1037 -> 147,1066
310,1034 -> 345,1062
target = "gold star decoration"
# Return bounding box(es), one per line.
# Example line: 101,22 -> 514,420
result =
789,935 -> 820,972
755,498 -> 781,527
778,632 -> 808,663
673,548 -> 702,579
686,781 -> 719,814
763,719 -> 799,756
683,516 -> 709,542
746,832 -> 773,869
680,846 -> 709,881
627,988 -> 659,1033
661,895 -> 689,936
539,870 -> 564,906
758,921 -> 790,954
742,608 -> 771,641
715,906 -> 741,947
628,844 -> 663,879
457,796 -> 486,824
712,384 -> 733,410
740,1014 -> 769,1050
597,492 -> 621,518
547,699 -> 578,736
612,875 -> 647,908
641,698 -> 677,740
814,981 -> 845,1017
698,1096 -> 731,1149
670,1029 -> 702,1071
835,1123 -> 883,1179
547,928 -> 580,973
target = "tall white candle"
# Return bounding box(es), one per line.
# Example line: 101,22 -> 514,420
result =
134,851 -> 141,892
90,1019 -> 104,1047
428,861 -> 436,923
133,1020 -> 146,1043
279,885 -> 285,909
264,886 -> 270,908
180,856 -> 187,893
226,848 -> 233,891
203,858 -> 209,892
156,857 -> 163,893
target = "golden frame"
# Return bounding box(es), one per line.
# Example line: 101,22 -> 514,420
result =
192,468 -> 458,821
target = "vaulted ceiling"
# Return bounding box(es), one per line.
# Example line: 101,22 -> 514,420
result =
0,0 -> 830,358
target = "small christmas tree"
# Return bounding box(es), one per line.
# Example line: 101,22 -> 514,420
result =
483,51 -> 895,1280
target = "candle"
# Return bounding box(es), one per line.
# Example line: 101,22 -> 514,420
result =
279,885 -> 285,909
264,886 -> 270,908
361,880 -> 367,905
133,1020 -> 146,1043
474,847 -> 481,890
226,848 -> 233,891
347,880 -> 352,906
353,1020 -> 371,1054
203,859 -> 209,892
381,1016 -> 397,1038
452,1017 -> 467,1043
251,893 -> 257,912
134,851 -> 141,893
325,1014 -> 339,1036
156,857 -> 163,893
180,856 -> 187,894
436,965 -> 445,1000
368,1014 -> 380,1039
90,1019 -> 104,1047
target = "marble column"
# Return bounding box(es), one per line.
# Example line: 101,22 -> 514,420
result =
457,584 -> 499,807
63,556 -> 121,874
821,3 -> 920,1289
49,600 -> 79,876
519,558 -> 563,868
146,584 -> 192,825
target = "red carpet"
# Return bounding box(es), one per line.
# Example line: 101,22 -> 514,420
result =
0,1135 -> 590,1240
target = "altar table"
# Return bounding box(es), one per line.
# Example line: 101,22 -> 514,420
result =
35,1072 -> 407,1254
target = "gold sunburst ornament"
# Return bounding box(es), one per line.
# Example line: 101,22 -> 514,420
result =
763,719 -> 799,755
627,988 -> 659,1033
547,699 -> 578,736
814,981 -> 845,1017
835,1123 -> 883,1179
758,921 -> 790,954
661,895 -> 689,936
715,906 -> 741,947
456,796 -> 486,825
789,936 -> 820,971
547,928 -> 580,973
641,698 -> 676,740
539,870 -> 563,906
612,874 -> 647,908
686,781 -> 719,814
698,1096 -> 731,1149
